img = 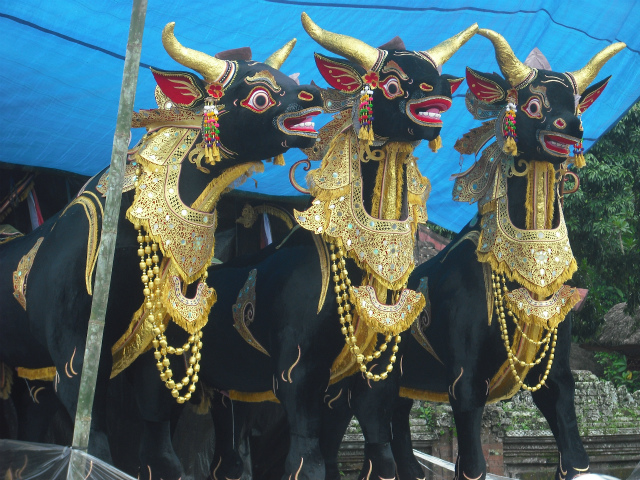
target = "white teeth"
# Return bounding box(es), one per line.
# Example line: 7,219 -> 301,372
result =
417,111 -> 441,119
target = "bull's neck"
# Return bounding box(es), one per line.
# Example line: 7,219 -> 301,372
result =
504,159 -> 559,231
360,140 -> 413,221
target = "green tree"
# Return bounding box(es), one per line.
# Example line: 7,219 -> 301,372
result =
564,103 -> 640,340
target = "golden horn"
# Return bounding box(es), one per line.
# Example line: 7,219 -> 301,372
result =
478,28 -> 533,87
422,23 -> 478,67
162,22 -> 228,84
265,38 -> 297,70
301,12 -> 380,71
568,42 -> 626,94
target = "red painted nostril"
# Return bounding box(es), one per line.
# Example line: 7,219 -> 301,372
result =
298,91 -> 314,101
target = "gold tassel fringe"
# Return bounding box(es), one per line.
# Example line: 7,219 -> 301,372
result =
428,135 -> 442,153
573,153 -> 586,168
502,136 -> 518,156
204,144 -> 221,164
273,154 -> 285,166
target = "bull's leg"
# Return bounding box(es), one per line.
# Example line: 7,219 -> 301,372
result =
391,397 -> 426,480
50,341 -> 113,463
209,391 -> 244,480
274,344 -> 328,480
13,378 -> 65,443
320,381 -> 354,480
132,349 -> 184,480
448,364 -> 487,480
528,315 -> 589,480
349,364 -> 400,480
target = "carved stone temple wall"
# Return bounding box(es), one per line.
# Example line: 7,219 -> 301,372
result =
338,371 -> 640,479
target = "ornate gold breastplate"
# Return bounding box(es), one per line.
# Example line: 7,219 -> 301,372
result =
294,130 -> 429,291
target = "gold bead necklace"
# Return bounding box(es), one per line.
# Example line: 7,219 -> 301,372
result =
330,240 -> 400,382
492,271 -> 557,392
136,225 -> 204,404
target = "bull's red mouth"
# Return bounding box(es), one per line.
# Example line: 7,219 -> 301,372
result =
538,131 -> 580,157
406,96 -> 452,127
277,107 -> 322,138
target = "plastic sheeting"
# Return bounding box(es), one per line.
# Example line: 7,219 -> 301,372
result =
2,1 -> 640,231
0,439 -> 135,480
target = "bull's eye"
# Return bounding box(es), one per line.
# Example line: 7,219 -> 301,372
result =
523,96 -> 543,119
240,87 -> 276,113
380,75 -> 404,100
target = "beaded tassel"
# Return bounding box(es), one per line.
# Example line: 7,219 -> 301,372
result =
502,90 -> 518,156
203,97 -> 221,164
358,84 -> 375,145
573,139 -> 586,168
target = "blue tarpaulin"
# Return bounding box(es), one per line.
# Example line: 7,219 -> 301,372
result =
2,1 -> 639,231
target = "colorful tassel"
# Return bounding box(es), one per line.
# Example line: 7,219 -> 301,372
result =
428,135 -> 442,153
502,89 -> 518,156
358,72 -> 378,147
203,97 -> 221,164
573,140 -> 586,168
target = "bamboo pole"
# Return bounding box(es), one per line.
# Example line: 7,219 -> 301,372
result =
69,0 -> 147,477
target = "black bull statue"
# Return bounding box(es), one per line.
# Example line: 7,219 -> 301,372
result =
0,20 -> 323,466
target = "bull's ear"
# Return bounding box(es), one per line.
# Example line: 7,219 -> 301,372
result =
466,67 -> 510,104
314,53 -> 365,93
442,74 -> 465,94
151,67 -> 207,107
578,76 -> 611,114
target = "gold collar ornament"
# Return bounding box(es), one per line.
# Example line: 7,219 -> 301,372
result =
295,130 -> 429,290
127,127 -> 216,284
476,193 -> 577,297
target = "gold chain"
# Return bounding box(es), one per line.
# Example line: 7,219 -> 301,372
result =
492,271 -> 557,392
330,239 -> 400,382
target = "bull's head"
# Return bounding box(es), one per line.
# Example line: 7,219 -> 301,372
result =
301,13 -> 477,143
151,23 -> 323,163
468,29 -> 625,164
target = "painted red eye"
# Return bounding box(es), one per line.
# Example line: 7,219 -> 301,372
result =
240,87 -> 276,113
523,96 -> 543,118
380,75 -> 403,100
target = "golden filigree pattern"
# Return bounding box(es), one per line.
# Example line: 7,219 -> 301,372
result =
452,143 -> 506,208
164,275 -> 216,334
127,127 -> 217,283
12,237 -> 44,310
95,163 -> 139,196
505,286 -> 581,329
232,269 -> 270,356
350,284 -> 425,335
295,131 -> 422,290
131,107 -> 203,129
477,195 -> 577,296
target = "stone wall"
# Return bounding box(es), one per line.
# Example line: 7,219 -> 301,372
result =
338,371 -> 640,479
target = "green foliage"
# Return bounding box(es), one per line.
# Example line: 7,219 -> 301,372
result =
594,351 -> 640,392
419,403 -> 436,430
565,102 -> 640,339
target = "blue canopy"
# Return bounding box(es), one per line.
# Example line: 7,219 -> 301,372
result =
2,1 -> 639,231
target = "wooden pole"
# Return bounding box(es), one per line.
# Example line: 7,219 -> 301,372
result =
69,0 -> 147,476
